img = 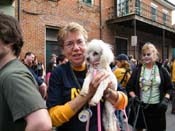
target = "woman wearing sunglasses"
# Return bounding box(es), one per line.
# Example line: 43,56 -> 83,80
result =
126,42 -> 173,131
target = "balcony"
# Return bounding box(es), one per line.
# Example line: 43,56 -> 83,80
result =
106,1 -> 172,28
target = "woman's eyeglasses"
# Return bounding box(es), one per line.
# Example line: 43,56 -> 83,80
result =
64,39 -> 85,49
143,53 -> 151,57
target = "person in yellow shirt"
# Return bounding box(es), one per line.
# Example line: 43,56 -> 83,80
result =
114,54 -> 131,88
171,57 -> 175,114
113,54 -> 131,130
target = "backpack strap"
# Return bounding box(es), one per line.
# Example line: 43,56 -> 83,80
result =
120,69 -> 130,85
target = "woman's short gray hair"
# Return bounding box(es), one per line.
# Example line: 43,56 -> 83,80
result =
57,22 -> 88,47
142,42 -> 159,61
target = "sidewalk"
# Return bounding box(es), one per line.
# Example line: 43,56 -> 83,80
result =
50,102 -> 175,131
166,102 -> 175,131
123,102 -> 175,131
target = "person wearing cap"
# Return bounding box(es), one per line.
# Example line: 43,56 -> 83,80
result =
114,54 -> 131,88
113,53 -> 131,130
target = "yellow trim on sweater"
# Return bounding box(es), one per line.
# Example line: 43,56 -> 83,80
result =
71,62 -> 86,71
115,91 -> 128,110
48,103 -> 75,127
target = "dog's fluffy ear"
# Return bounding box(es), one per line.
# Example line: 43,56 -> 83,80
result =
100,41 -> 114,67
87,39 -> 114,67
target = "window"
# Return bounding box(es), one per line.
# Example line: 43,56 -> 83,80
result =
48,0 -> 58,2
162,9 -> 168,25
82,0 -> 92,5
115,37 -> 128,56
151,7 -> 157,21
0,0 -> 15,16
117,0 -> 129,16
123,0 -> 129,15
135,0 -> 141,15
172,48 -> 175,58
151,3 -> 157,21
163,13 -> 167,25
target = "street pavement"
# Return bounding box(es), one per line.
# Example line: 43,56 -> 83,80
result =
166,102 -> 175,131
52,102 -> 175,131
123,102 -> 175,131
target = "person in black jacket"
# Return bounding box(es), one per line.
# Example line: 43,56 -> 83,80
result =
126,42 -> 173,131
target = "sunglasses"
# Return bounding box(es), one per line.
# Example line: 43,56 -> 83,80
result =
143,53 -> 151,57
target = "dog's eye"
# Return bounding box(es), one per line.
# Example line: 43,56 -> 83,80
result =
93,52 -> 98,56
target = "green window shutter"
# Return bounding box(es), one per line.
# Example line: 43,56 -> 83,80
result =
82,0 -> 92,5
163,13 -> 167,24
172,48 -> 175,58
125,0 -> 129,14
86,0 -> 92,4
151,7 -> 157,21
135,0 -> 141,15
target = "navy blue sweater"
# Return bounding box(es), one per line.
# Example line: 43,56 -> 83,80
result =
46,62 -> 105,131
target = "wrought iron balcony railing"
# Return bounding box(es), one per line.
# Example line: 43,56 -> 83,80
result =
107,0 -> 172,27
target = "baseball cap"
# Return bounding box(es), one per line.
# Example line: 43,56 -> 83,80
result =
116,54 -> 129,61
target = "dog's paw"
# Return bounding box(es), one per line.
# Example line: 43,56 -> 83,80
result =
89,100 -> 98,106
89,96 -> 101,106
80,88 -> 89,96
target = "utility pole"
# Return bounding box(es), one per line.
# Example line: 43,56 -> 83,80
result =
99,0 -> 102,40
133,19 -> 137,58
162,29 -> 165,60
18,0 -> 21,23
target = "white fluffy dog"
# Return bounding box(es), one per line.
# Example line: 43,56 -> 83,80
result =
80,39 -> 118,131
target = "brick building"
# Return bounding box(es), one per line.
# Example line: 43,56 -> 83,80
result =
1,0 -> 175,66
106,0 -> 175,60
19,0 -> 116,66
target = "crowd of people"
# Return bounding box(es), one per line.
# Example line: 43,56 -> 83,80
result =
1,12 -> 174,131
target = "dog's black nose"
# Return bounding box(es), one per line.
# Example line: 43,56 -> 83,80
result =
87,57 -> 90,62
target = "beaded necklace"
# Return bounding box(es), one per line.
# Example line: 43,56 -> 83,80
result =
139,64 -> 157,104
139,64 -> 156,90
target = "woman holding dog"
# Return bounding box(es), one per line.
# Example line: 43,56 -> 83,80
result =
126,42 -> 173,131
46,22 -> 128,131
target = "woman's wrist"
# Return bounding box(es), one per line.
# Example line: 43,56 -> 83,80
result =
104,88 -> 113,98
104,88 -> 119,105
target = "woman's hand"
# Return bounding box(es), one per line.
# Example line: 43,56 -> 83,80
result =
68,72 -> 109,113
87,72 -> 109,99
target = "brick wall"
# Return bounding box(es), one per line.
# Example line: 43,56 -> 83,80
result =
18,0 -> 114,64
141,0 -> 172,26
15,0 -> 174,63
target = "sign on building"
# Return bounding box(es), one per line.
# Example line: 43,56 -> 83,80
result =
131,36 -> 137,46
